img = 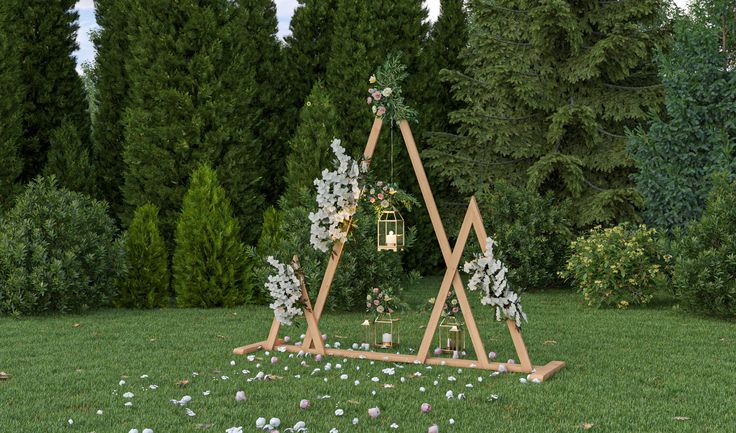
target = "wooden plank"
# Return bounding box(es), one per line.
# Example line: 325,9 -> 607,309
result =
233,340 -> 268,355
293,256 -> 326,355
263,318 -> 281,351
528,360 -> 566,382
507,320 -> 533,370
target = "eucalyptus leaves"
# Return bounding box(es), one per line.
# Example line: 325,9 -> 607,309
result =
463,237 -> 527,328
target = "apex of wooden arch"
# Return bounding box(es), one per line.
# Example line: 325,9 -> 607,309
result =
234,118 -> 565,382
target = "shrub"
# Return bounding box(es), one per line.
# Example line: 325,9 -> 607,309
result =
561,223 -> 663,309
0,176 -> 125,315
477,181 -> 573,290
173,164 -> 253,307
672,176 -> 736,318
116,204 -> 170,308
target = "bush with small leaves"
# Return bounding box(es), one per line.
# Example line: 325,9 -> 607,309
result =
0,177 -> 125,315
561,223 -> 664,309
116,204 -> 170,308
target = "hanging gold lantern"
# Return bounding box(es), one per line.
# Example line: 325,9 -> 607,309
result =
377,209 -> 404,252
438,316 -> 465,358
373,313 -> 400,348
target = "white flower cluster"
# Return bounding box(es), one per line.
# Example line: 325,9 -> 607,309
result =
308,139 -> 362,252
463,237 -> 527,328
265,257 -> 303,326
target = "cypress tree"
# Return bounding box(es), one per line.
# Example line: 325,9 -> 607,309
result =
0,0 -> 90,185
122,0 -> 263,244
282,81 -> 340,207
117,204 -> 170,309
44,122 -> 95,195
427,0 -> 671,226
630,1 -> 736,231
173,164 -> 252,307
0,31 -> 24,207
91,0 -> 134,218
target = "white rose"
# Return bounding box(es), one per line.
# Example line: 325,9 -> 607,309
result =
382,87 -> 393,97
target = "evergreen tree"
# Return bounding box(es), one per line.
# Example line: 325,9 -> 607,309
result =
0,0 -> 90,185
91,0 -> 134,218
173,164 -> 252,308
326,0 -> 428,154
122,0 -> 264,244
44,122 -> 95,195
426,0 -> 671,226
630,1 -> 736,231
117,204 -> 170,308
0,31 -> 24,208
282,0 -> 338,132
282,82 -> 340,207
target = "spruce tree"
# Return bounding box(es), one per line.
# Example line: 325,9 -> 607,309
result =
326,0 -> 428,154
122,0 -> 263,244
173,165 -> 252,308
0,0 -> 90,185
426,0 -> 671,226
117,204 -> 170,308
91,0 -> 134,218
282,82 -> 340,207
630,1 -> 736,231
283,0 -> 338,129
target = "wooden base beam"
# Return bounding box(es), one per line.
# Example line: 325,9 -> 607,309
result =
528,360 -> 566,382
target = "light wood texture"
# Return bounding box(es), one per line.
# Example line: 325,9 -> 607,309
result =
233,118 -> 564,381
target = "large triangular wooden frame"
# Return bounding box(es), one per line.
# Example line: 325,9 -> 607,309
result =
234,118 -> 565,381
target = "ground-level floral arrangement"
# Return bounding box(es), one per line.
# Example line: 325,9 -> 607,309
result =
427,289 -> 461,318
366,286 -> 400,317
265,257 -> 304,326
463,237 -> 527,328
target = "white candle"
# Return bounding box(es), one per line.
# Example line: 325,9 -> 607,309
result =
452,350 -> 460,359
446,338 -> 454,348
382,333 -> 393,344
385,231 -> 397,247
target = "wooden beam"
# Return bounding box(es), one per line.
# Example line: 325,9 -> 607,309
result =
528,361 -> 566,382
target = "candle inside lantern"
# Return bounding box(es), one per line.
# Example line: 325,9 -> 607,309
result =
452,350 -> 460,359
382,332 -> 393,344
385,230 -> 397,247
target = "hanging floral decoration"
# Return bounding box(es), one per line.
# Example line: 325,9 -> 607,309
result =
361,180 -> 418,215
463,237 -> 527,328
366,286 -> 400,317
308,139 -> 364,253
265,257 -> 304,326
367,55 -> 418,124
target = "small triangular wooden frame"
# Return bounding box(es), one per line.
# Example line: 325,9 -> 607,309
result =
234,118 -> 565,381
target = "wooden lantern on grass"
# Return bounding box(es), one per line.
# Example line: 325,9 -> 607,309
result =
377,210 -> 404,251
439,316 -> 465,358
374,313 -> 400,348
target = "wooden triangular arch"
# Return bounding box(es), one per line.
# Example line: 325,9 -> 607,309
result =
234,118 -> 565,382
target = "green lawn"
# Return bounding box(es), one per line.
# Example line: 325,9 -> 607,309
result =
1,277 -> 734,432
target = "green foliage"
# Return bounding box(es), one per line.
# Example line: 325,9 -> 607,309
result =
116,204 -> 170,309
426,0 -> 671,226
173,165 -> 253,308
256,206 -> 284,258
562,224 -> 664,309
478,181 -> 573,291
122,0 -> 264,244
672,176 -> 736,318
44,121 -> 96,195
0,31 -> 23,208
0,0 -> 90,185
255,193 -> 412,312
282,82 -> 340,207
367,55 -> 417,123
630,3 -> 736,231
0,177 -> 125,315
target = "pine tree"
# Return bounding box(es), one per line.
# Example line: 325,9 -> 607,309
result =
282,82 -> 340,207
117,204 -> 170,308
122,0 -> 263,244
0,31 -> 24,208
0,0 -> 90,185
426,0 -> 671,226
173,164 -> 252,308
326,0 -> 428,154
282,0 -> 338,130
630,0 -> 736,231
91,0 -> 135,218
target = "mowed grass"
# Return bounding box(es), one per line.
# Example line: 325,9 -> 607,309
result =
1,277 -> 735,433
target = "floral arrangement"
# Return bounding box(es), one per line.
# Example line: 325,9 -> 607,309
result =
265,257 -> 304,326
308,139 -> 364,253
366,287 -> 400,317
427,289 -> 461,317
463,237 -> 527,328
366,55 -> 417,124
361,180 -> 418,215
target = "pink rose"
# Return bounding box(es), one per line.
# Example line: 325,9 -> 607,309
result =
452,307 -> 459,313
373,287 -> 379,293
372,91 -> 382,101
428,424 -> 439,433
447,292 -> 452,298
367,96 -> 373,104
300,399 -> 310,409
388,308 -> 394,313
368,407 -> 381,419
421,403 -> 431,413
369,197 -> 375,203
367,302 -> 371,308
374,299 -> 380,306
443,304 -> 448,310
376,106 -> 386,116
377,193 -> 384,200
434,347 -> 443,355
368,88 -> 375,93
